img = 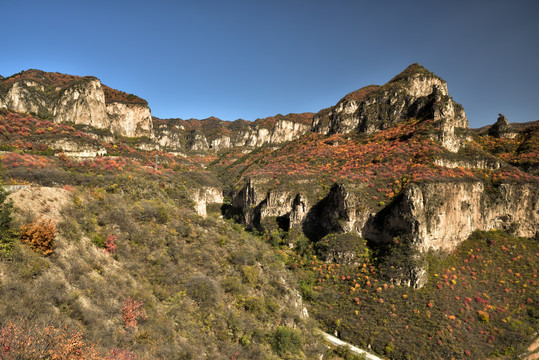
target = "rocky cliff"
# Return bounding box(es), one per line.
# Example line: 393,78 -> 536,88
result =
233,177 -> 538,259
312,64 -> 469,151
363,181 -> 537,251
154,113 -> 313,152
0,70 -> 153,138
231,178 -> 326,233
190,186 -> 224,217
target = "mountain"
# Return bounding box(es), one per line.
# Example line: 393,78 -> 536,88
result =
227,65 -> 536,258
0,64 -> 537,360
312,63 -> 468,152
0,71 -> 314,153
0,70 -> 153,138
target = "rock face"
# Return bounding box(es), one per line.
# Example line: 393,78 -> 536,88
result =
233,178 -> 538,256
363,181 -> 538,252
232,179 -> 287,228
312,64 -> 469,151
232,178 -> 321,232
52,78 -> 109,129
154,115 -> 313,152
50,139 -> 107,158
488,114 -> 518,138
107,102 -> 153,138
0,70 -> 153,138
190,187 -> 224,217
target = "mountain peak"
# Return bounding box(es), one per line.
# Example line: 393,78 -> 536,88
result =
389,63 -> 442,84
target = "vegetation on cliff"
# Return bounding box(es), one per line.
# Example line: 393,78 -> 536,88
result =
0,70 -> 147,106
0,64 -> 537,359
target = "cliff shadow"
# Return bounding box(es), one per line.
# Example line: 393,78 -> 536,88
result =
301,195 -> 331,243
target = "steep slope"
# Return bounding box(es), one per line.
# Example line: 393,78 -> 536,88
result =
0,182 -> 323,359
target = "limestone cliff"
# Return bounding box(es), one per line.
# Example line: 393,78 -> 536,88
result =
232,178 -> 323,232
190,186 -> 224,217
363,181 -> 538,252
52,77 -> 108,128
312,64 -> 469,151
50,139 -> 107,158
154,114 -> 313,152
232,177 -> 538,256
0,70 -> 153,138
107,102 -> 153,138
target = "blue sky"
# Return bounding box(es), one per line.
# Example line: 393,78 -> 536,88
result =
1,0 -> 537,127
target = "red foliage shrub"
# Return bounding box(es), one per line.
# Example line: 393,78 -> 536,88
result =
19,218 -> 56,256
122,297 -> 147,329
105,234 -> 117,254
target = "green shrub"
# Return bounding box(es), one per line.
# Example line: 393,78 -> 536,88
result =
241,265 -> 259,287
185,275 -> 220,308
90,232 -> 106,248
271,326 -> 302,356
315,233 -> 368,264
0,187 -> 15,259
332,345 -> 367,360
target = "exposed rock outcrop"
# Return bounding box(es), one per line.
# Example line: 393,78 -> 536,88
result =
154,115 -> 313,152
50,139 -> 107,158
0,70 -> 153,138
433,157 -> 503,170
233,178 -> 538,257
107,102 -> 153,138
312,64 -> 469,151
190,187 -> 224,217
53,77 -> 108,128
363,181 -> 538,252
488,113 -> 518,138
231,178 -> 325,232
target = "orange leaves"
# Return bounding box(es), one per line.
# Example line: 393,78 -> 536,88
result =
0,320 -> 101,360
19,218 -> 56,256
0,320 -> 140,359
101,85 -> 147,105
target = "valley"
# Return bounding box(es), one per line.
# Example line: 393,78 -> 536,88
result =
0,64 -> 537,359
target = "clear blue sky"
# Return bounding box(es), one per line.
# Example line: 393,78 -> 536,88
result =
1,0 -> 537,127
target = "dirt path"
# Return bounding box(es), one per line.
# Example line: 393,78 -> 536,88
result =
320,331 -> 385,360
524,335 -> 539,360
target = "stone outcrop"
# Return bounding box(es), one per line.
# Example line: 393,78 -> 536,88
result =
0,70 -> 153,138
363,181 -> 538,252
488,113 -> 518,138
231,178 -> 324,232
312,64 -> 469,151
50,139 -> 107,158
233,178 -> 538,256
107,102 -> 153,138
433,157 -> 503,170
154,115 -> 313,152
190,187 -> 224,217
53,77 -> 109,129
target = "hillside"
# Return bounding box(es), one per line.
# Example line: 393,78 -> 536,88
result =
0,64 -> 537,360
